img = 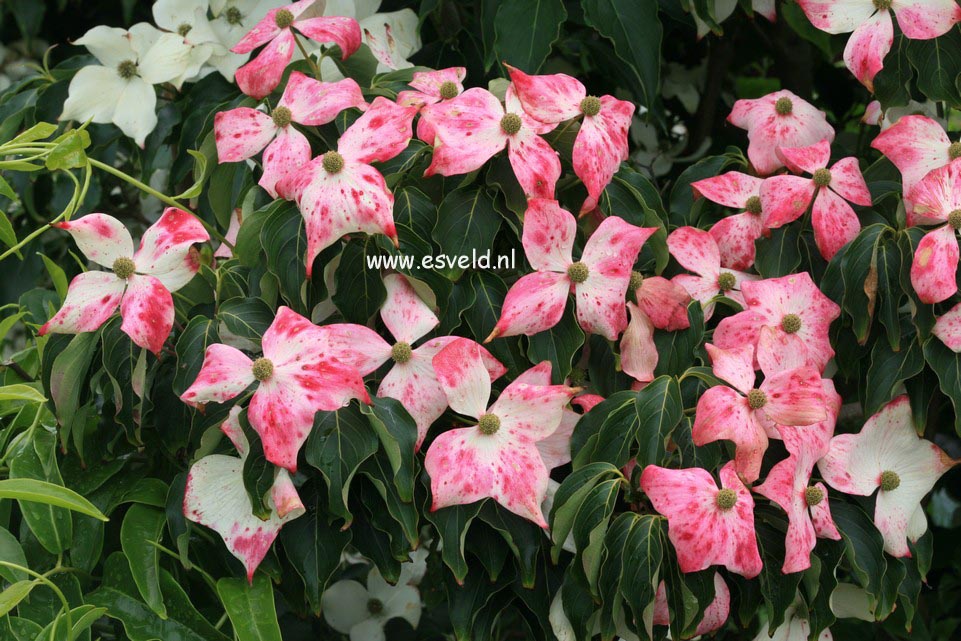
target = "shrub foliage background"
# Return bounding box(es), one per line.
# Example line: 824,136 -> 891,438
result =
0,1 -> 960,640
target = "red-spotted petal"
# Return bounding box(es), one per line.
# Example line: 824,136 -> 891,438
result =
760,175 -> 816,228
505,65 -> 584,124
634,276 -> 692,331
620,303 -> 657,383
692,171 -> 763,208
796,0 -> 876,33
910,225 -> 959,304
259,126 -> 311,199
432,338 -> 495,419
572,96 -> 635,213
119,274 -> 174,354
491,271 -> 570,338
38,271 -> 125,337
380,273 -> 439,344
705,342 -> 755,395
760,366 -> 827,426
338,97 -> 416,164
507,127 -> 561,200
668,226 -> 720,278
521,199 -> 576,272
134,207 -> 208,292
180,344 -> 255,407
293,15 -> 361,58
933,301 -> 961,351
279,73 -> 366,126
829,157 -> 873,205
907,157 -> 961,223
423,88 -> 505,177
55,214 -> 134,268
214,108 -> 276,163
692,385 -> 769,482
843,9 -> 893,91
710,212 -> 765,270
811,188 -> 861,261
777,139 -> 831,175
235,28 -> 296,99
871,114 -> 952,202
893,0 -> 961,39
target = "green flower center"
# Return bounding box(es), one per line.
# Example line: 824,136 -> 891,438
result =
775,97 -> 793,116
716,488 -> 737,510
177,23 -> 193,37
322,151 -> 345,174
568,367 -> 586,386
251,357 -> 274,381
478,413 -> 501,435
880,470 -> 900,492
500,113 -> 522,135
567,261 -> 589,284
225,6 -> 243,24
813,168 -> 832,188
367,598 -> 384,615
781,313 -> 802,334
629,270 -> 643,292
873,0 -> 892,10
438,81 -> 459,100
805,486 -> 824,506
274,8 -> 294,29
117,59 -> 138,80
272,106 -> 292,129
580,95 -> 602,117
950,142 -> 961,160
747,388 -> 767,410
391,341 -> 412,364
112,257 -> 136,279
949,209 -> 961,230
745,195 -> 763,215
717,272 -> 736,292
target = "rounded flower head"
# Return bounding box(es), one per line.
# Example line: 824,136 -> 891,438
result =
322,565 -> 422,641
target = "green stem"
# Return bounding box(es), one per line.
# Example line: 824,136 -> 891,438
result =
0,561 -> 74,635
147,540 -> 219,594
292,32 -> 322,80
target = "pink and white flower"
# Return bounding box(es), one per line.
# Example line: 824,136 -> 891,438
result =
652,572 -> 730,635
713,272 -> 841,373
488,199 -> 656,342
214,72 -> 366,196
423,87 -> 561,200
727,90 -> 835,175
180,306 -> 377,472
640,461 -> 763,578
692,171 -> 767,270
818,396 -> 958,557
667,226 -> 758,318
396,67 -> 467,144
277,97 -> 417,275
619,275 -> 692,384
797,0 -> 961,91
759,139 -> 872,260
693,337 -> 827,483
901,158 -> 961,303
506,65 -> 636,213
933,301 -> 961,351
39,208 -> 209,354
230,0 -> 361,99
424,339 -> 578,526
183,407 -> 305,581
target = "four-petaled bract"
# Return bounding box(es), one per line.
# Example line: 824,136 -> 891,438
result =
39,208 -> 209,354
692,171 -> 768,270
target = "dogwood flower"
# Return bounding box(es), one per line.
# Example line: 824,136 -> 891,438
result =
901,158 -> 961,303
180,306 -> 379,471
618,274 -> 692,384
424,339 -> 578,526
214,71 -> 365,196
39,209 -> 208,354
727,90 -> 835,175
754,604 -> 833,641
668,226 -> 757,318
322,565 -> 421,641
819,396 -> 959,557
641,461 -> 763,578
871,114 -> 958,224
933,301 -> 961,351
488,199 -> 656,342
153,0 -> 225,84
713,272 -> 841,373
207,0 -> 284,78
61,24 -> 193,146
397,67 -> 467,143
423,87 -> 561,200
797,0 -> 961,91
277,97 -> 417,274
506,65 -> 636,213
692,171 -> 767,270
317,3 -> 422,80
694,337 -> 827,483
754,378 -> 842,573
183,407 -> 305,581
652,572 -> 730,635
231,0 -> 361,98
759,139 -> 872,260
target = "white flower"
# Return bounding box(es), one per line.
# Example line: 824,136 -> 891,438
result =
318,2 -> 421,80
207,0 -> 286,79
321,566 -> 422,641
153,0 -> 224,83
753,605 -> 833,641
61,23 -> 192,146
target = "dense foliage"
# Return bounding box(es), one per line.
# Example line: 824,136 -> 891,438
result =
1,1 -> 961,640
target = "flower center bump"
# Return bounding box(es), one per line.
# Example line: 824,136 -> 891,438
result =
272,106 -> 292,129
500,113 -> 522,135
367,598 -> 384,615
774,97 -> 793,116
629,270 -> 644,292
781,313 -> 802,334
805,486 -> 824,506
813,168 -> 832,188
880,470 -> 900,491
873,0 -> 892,10
747,389 -> 767,410
716,488 -> 737,510
439,81 -> 459,100
478,413 -> 501,435
112,257 -> 136,279
117,60 -> 138,80
391,341 -> 412,364
274,8 -> 295,29
322,151 -> 345,174
745,195 -> 762,215
177,23 -> 193,37
950,142 -> 961,160
568,261 -> 589,284
225,7 -> 243,24
717,272 -> 736,292
251,357 -> 274,381
949,209 -> 961,230
580,96 -> 602,117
